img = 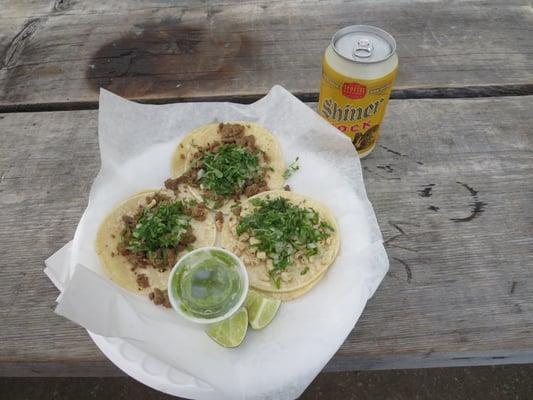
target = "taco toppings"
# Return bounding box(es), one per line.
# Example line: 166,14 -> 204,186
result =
96,122 -> 342,309
166,123 -> 269,203
235,196 -> 334,288
117,195 -> 195,271
96,190 -> 217,306
221,190 -> 340,300
167,122 -> 285,211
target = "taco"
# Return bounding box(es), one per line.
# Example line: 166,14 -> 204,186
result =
165,122 -> 285,213
95,189 -> 216,306
220,190 -> 340,300
252,271 -> 326,301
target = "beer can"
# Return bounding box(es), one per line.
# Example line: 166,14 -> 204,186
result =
318,25 -> 398,158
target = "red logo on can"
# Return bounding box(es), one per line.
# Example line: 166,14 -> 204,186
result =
342,82 -> 367,99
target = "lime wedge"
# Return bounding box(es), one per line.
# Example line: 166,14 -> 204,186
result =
245,290 -> 281,330
206,308 -> 248,348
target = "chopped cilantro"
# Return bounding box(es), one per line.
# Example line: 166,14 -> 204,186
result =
283,157 -> 299,179
300,267 -> 310,275
236,196 -> 334,287
125,201 -> 191,253
195,144 -> 261,197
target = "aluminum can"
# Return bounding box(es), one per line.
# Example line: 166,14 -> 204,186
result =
318,25 -> 398,158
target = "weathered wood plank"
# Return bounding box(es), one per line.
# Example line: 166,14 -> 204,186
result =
0,96 -> 532,376
0,1 -> 52,20
1,0 -> 532,108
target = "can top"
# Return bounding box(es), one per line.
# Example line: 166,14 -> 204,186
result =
332,25 -> 396,64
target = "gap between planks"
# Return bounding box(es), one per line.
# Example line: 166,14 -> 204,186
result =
0,84 -> 532,114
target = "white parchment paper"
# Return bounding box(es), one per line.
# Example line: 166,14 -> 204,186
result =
45,86 -> 388,400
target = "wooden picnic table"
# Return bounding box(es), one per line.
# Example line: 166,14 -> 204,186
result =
1,0 -> 532,377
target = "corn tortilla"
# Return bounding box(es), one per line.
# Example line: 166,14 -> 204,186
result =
95,189 -> 216,295
170,122 -> 285,213
220,190 -> 340,299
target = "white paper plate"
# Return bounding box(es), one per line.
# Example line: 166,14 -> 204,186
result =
89,332 -> 217,399
46,243 -> 217,399
46,87 -> 389,400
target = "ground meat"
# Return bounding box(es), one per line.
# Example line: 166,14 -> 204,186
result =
243,184 -> 260,197
284,184 -> 291,191
232,206 -> 242,216
165,248 -> 177,269
117,242 -> 150,270
215,211 -> 224,230
181,229 -> 196,245
218,123 -> 245,143
146,192 -> 171,204
202,191 -> 224,208
145,195 -> 154,204
216,123 -> 258,151
207,141 -> 221,152
149,288 -> 171,308
136,274 -> 150,289
189,202 -> 207,221
203,191 -> 221,202
243,179 -> 269,197
126,254 -> 149,269
164,168 -> 198,190
235,134 -> 257,152
117,196 -> 191,272
122,215 -> 135,227
164,177 -> 181,190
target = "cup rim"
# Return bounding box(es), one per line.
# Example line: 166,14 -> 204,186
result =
167,246 -> 249,324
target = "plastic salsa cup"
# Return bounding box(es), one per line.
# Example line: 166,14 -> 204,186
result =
167,247 -> 249,324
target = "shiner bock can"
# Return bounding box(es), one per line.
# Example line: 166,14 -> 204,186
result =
318,25 -> 398,158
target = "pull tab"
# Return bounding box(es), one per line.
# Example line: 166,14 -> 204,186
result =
353,38 -> 373,58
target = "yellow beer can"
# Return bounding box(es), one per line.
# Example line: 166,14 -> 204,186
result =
318,25 -> 398,158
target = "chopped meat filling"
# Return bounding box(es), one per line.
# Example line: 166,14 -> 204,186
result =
215,211 -> 224,230
122,215 -> 135,227
218,123 -> 245,143
165,248 -> 177,269
116,196 -> 195,271
164,168 -> 198,190
243,179 -> 269,197
243,183 -> 261,197
218,123 -> 258,151
149,288 -> 171,308
145,192 -> 171,204
207,141 -> 221,152
180,229 -> 197,245
167,123 -> 270,201
235,134 -> 256,152
189,202 -> 207,221
136,274 -> 150,289
117,242 -> 150,270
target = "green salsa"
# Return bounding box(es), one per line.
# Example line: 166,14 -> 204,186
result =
171,249 -> 244,319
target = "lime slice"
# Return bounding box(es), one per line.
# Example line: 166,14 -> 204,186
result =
206,308 -> 248,348
245,290 -> 281,330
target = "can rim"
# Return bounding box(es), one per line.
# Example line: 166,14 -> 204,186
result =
331,25 -> 396,64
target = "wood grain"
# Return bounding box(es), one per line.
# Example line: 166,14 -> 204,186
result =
1,0 -> 532,108
0,96 -> 532,375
